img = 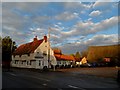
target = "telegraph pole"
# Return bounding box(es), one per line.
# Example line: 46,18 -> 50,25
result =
48,27 -> 51,69
48,27 -> 56,71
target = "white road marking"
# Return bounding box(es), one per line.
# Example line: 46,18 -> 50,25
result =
68,85 -> 78,88
32,77 -> 50,82
24,75 -> 51,82
8,73 -> 16,76
43,83 -> 47,86
68,85 -> 86,90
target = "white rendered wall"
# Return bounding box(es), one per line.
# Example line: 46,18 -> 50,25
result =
11,39 -> 57,69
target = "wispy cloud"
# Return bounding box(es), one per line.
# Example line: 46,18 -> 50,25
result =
89,10 -> 102,17
93,1 -> 112,8
55,11 -> 79,21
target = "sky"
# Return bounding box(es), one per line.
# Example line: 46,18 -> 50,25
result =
1,0 -> 119,54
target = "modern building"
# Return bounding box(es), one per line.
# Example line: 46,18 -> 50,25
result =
11,36 -> 57,69
87,44 -> 120,66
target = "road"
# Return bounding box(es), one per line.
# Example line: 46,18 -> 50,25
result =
2,68 -> 120,89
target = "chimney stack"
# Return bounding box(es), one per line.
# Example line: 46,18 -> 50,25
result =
33,36 -> 38,41
44,35 -> 47,42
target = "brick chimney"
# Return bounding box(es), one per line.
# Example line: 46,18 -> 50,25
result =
44,35 -> 47,42
33,36 -> 38,41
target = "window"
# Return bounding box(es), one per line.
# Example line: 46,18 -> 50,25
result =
27,61 -> 29,65
21,61 -> 23,64
15,60 -> 16,64
30,61 -> 31,65
15,60 -> 18,64
15,60 -> 19,64
39,61 -> 41,66
19,55 -> 21,57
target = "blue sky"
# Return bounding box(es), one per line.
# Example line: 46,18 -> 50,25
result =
2,1 -> 119,54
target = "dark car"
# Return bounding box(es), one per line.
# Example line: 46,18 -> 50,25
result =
80,63 -> 92,67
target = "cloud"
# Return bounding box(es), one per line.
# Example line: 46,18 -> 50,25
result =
89,10 -> 102,17
59,34 -> 118,54
112,2 -> 119,8
85,34 -> 118,46
2,0 -> 119,2
2,2 -> 48,13
92,1 -> 117,12
55,11 -> 79,21
64,2 -> 92,9
92,1 -> 112,8
29,27 -> 45,36
2,2 -> 51,44
33,16 -> 51,24
49,16 -> 118,49
70,16 -> 118,36
93,16 -> 118,32
2,2 -> 118,54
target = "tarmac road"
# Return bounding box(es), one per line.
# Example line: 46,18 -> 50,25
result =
2,68 -> 120,89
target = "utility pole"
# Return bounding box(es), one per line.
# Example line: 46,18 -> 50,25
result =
48,27 -> 51,69
48,27 -> 56,71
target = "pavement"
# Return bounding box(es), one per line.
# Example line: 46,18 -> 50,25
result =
57,67 -> 120,79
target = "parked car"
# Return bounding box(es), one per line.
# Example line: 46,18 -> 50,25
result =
90,62 -> 106,67
80,63 -> 92,67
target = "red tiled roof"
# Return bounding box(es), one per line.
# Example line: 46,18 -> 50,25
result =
13,39 -> 44,55
54,54 -> 75,61
53,49 -> 62,54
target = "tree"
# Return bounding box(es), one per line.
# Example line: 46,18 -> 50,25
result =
70,54 -> 75,57
2,36 -> 17,70
75,52 -> 81,59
